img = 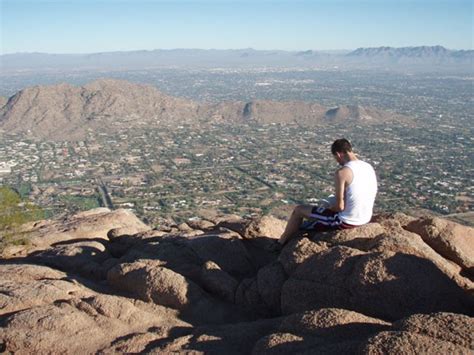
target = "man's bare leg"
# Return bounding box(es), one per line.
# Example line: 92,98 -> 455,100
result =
279,205 -> 314,245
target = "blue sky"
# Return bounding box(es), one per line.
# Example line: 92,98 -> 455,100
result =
1,0 -> 472,54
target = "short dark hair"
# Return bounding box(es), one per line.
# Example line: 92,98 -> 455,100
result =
331,138 -> 352,155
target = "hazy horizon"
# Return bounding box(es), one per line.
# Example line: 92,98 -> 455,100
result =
2,46 -> 471,57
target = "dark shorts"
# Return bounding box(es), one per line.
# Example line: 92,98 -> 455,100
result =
300,206 -> 357,232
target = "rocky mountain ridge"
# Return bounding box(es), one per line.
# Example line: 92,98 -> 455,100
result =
0,79 -> 406,140
1,46 -> 471,72
1,207 -> 473,353
348,45 -> 473,59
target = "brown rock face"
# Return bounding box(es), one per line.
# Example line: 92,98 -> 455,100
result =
5,207 -> 149,257
107,260 -> 202,310
281,246 -> 472,320
405,217 -> 474,277
393,312 -> 474,349
1,210 -> 473,353
200,260 -> 239,303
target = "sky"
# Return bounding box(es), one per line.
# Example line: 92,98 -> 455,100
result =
0,0 -> 472,54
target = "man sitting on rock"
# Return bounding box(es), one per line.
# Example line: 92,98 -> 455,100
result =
279,138 -> 377,245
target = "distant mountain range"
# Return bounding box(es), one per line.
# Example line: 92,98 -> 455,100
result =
0,79 -> 408,140
1,46 -> 471,72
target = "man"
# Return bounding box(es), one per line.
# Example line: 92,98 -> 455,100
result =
279,138 -> 377,245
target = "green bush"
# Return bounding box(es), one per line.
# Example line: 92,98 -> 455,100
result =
0,186 -> 44,251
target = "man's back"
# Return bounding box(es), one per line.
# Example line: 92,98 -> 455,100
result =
339,160 -> 377,225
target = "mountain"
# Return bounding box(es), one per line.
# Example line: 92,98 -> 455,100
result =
0,79 -> 201,140
1,46 -> 471,73
347,45 -> 473,64
1,207 -> 473,353
0,79 -> 407,140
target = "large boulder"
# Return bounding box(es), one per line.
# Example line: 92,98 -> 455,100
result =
242,215 -> 287,239
0,293 -> 187,354
360,331 -> 471,354
107,260 -> 202,310
149,318 -> 282,354
279,308 -> 391,338
0,263 -> 188,354
256,261 -> 287,313
114,237 -> 203,281
393,312 -> 474,349
0,264 -> 92,316
30,240 -> 110,279
405,217 -> 474,276
281,246 -> 472,320
106,259 -> 247,324
188,235 -> 255,279
316,222 -> 385,248
252,308 -> 391,354
200,261 -> 239,303
367,229 -> 473,290
278,237 -> 329,275
6,208 -> 150,257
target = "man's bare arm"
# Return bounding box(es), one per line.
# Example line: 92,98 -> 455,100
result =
329,167 -> 352,212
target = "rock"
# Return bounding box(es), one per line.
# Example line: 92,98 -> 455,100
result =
152,318 -> 282,354
107,224 -> 150,240
10,208 -> 150,256
252,332 -> 362,354
117,237 -> 203,281
98,328 -> 172,353
188,235 -> 255,279
393,312 -> 474,349
360,331 -> 471,354
256,261 -> 287,313
321,223 -> 386,249
31,240 -> 110,279
279,308 -> 391,338
278,237 -> 329,275
0,264 -> 91,316
181,229 -> 205,237
242,215 -> 287,239
235,277 -> 267,314
0,293 -> 186,354
107,260 -> 202,310
200,261 -> 239,303
97,326 -> 174,354
69,207 -> 112,219
372,212 -> 417,228
405,217 -> 474,275
368,229 -> 473,290
252,333 -> 306,354
2,210 -> 473,353
281,246 -> 472,320
214,214 -> 248,234
186,219 -> 215,230
177,222 -> 193,232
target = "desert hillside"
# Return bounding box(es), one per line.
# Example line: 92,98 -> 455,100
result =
0,208 -> 473,353
0,79 -> 408,140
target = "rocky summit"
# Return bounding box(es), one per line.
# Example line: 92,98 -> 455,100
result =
1,208 -> 473,353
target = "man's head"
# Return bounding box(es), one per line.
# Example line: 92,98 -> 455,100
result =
331,138 -> 353,165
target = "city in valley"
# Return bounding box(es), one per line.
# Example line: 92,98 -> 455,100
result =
0,68 -> 472,226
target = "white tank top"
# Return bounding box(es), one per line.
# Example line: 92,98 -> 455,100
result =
338,160 -> 377,225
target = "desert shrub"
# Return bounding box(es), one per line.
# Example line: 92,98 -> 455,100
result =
0,186 -> 44,251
